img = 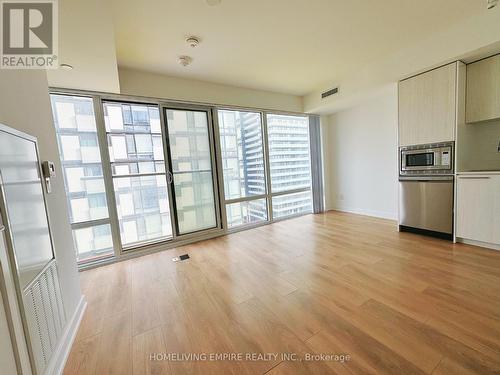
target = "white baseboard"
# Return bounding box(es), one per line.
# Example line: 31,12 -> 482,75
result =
329,206 -> 397,221
44,296 -> 87,375
456,238 -> 500,251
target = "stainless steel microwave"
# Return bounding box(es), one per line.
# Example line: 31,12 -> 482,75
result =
400,142 -> 453,175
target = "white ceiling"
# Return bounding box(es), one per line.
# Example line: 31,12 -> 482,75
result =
48,0 -> 120,93
109,0 -> 486,96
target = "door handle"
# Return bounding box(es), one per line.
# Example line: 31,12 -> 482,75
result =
166,171 -> 173,184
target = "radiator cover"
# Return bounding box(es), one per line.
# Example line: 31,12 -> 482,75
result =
22,260 -> 66,375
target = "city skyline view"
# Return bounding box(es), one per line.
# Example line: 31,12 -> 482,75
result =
51,95 -> 313,262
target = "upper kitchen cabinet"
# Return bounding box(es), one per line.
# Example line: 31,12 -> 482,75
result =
399,62 -> 458,146
466,54 -> 500,124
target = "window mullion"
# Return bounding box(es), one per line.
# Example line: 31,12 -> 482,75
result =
212,108 -> 229,230
225,194 -> 268,205
93,95 -> 124,257
270,187 -> 311,198
159,105 -> 179,239
262,111 -> 273,222
70,218 -> 111,230
206,108 -> 223,232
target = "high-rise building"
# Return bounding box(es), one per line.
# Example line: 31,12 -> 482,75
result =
267,114 -> 312,219
240,112 -> 268,221
218,110 -> 267,226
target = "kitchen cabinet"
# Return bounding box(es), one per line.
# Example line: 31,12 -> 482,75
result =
399,62 -> 457,146
466,54 -> 500,123
456,174 -> 500,245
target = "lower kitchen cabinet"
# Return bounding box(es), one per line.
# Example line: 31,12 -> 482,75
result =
456,174 -> 500,245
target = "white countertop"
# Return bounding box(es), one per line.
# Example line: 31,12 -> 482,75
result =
457,171 -> 500,175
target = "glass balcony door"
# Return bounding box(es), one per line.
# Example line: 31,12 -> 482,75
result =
103,101 -> 173,248
163,106 -> 218,235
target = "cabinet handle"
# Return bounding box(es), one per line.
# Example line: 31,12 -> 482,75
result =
458,176 -> 490,179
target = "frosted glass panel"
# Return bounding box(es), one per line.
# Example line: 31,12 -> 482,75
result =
0,130 -> 53,289
165,109 -> 217,234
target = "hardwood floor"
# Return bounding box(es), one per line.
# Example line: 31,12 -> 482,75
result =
63,211 -> 500,375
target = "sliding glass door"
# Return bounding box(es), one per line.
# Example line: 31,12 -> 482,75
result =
163,107 -> 218,235
51,90 -> 314,267
103,101 -> 173,248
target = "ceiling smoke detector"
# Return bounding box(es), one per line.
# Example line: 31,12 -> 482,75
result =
206,0 -> 221,6
487,0 -> 498,9
178,55 -> 192,67
186,36 -> 200,48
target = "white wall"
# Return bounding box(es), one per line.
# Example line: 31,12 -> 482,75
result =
305,8 -> 500,114
322,83 -> 398,220
119,67 -> 302,112
0,71 -> 82,320
46,0 -> 120,93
